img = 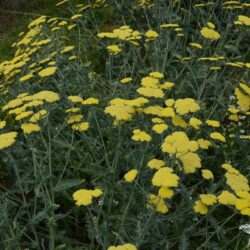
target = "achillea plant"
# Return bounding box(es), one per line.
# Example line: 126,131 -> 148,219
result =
0,0 -> 249,249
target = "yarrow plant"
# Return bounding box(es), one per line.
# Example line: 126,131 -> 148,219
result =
0,0 -> 249,249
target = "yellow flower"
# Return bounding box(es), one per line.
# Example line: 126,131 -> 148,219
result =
69,55 -> 77,60
71,122 -> 89,132
201,169 -> 214,180
207,22 -> 215,29
174,98 -> 200,115
210,132 -> 226,142
235,199 -> 249,211
241,208 -> 250,216
90,189 -> 103,197
149,72 -> 164,79
21,123 -> 41,134
20,73 -> 33,82
152,118 -> 165,124
189,117 -> 202,129
206,119 -> 220,127
124,169 -> 138,182
132,129 -> 152,142
82,98 -> 99,105
145,29 -> 159,39
67,115 -> 83,124
147,159 -> 165,169
137,87 -> 164,98
73,188 -> 102,206
38,67 -> 57,77
165,99 -> 175,107
193,200 -> 208,215
225,172 -> 249,193
32,91 -> 60,103
152,167 -> 179,187
107,243 -> 137,250
15,111 -> 34,121
143,106 -> 164,116
160,82 -> 175,90
60,46 -> 75,54
218,191 -> 237,205
152,123 -> 168,134
197,139 -> 212,149
2,98 -> 23,111
236,15 -> 250,26
29,110 -> 47,123
105,105 -> 134,121
200,194 -> 217,206
200,27 -> 220,40
73,189 -> 92,206
68,24 -> 77,30
210,66 -> 221,71
160,23 -> 179,28
162,131 -> 198,155
0,132 -> 18,149
189,42 -> 203,49
68,95 -> 83,103
221,163 -> 240,175
158,187 -> 174,199
120,77 -> 132,84
148,194 -> 168,213
107,45 -> 122,55
141,76 -> 159,88
71,14 -> 82,20
0,121 -> 6,130
179,152 -> 201,174
161,107 -> 175,117
235,85 -> 250,112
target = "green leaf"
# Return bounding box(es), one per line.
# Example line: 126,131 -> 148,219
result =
53,179 -> 85,192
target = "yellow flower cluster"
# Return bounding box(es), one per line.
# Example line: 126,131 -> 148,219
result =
1,91 -> 59,136
152,167 -> 179,188
218,163 -> 250,216
148,194 -> 169,213
97,25 -> 142,46
0,132 -> 18,149
105,97 -> 148,124
160,23 -> 184,36
200,22 -> 221,40
174,98 -> 200,115
132,129 -> 152,142
162,132 -> 201,173
120,77 -> 133,84
67,95 -> 98,132
107,45 -> 122,55
145,29 -> 159,42
235,15 -> 250,26
108,243 -> 137,250
137,0 -> 154,8
124,169 -> 138,182
235,83 -> 250,112
226,83 -> 250,139
72,188 -> 103,206
194,194 -> 217,215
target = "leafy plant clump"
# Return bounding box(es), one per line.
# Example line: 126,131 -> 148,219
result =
0,0 -> 249,249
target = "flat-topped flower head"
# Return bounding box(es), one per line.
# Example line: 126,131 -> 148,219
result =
0,132 -> 18,149
147,159 -> 165,169
108,243 -> 137,250
200,26 -> 220,40
73,188 -> 103,206
132,129 -> 152,142
38,66 -> 57,77
21,123 -> 41,134
124,169 -> 138,182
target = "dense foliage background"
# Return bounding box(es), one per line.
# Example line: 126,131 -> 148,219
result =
0,0 -> 249,249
